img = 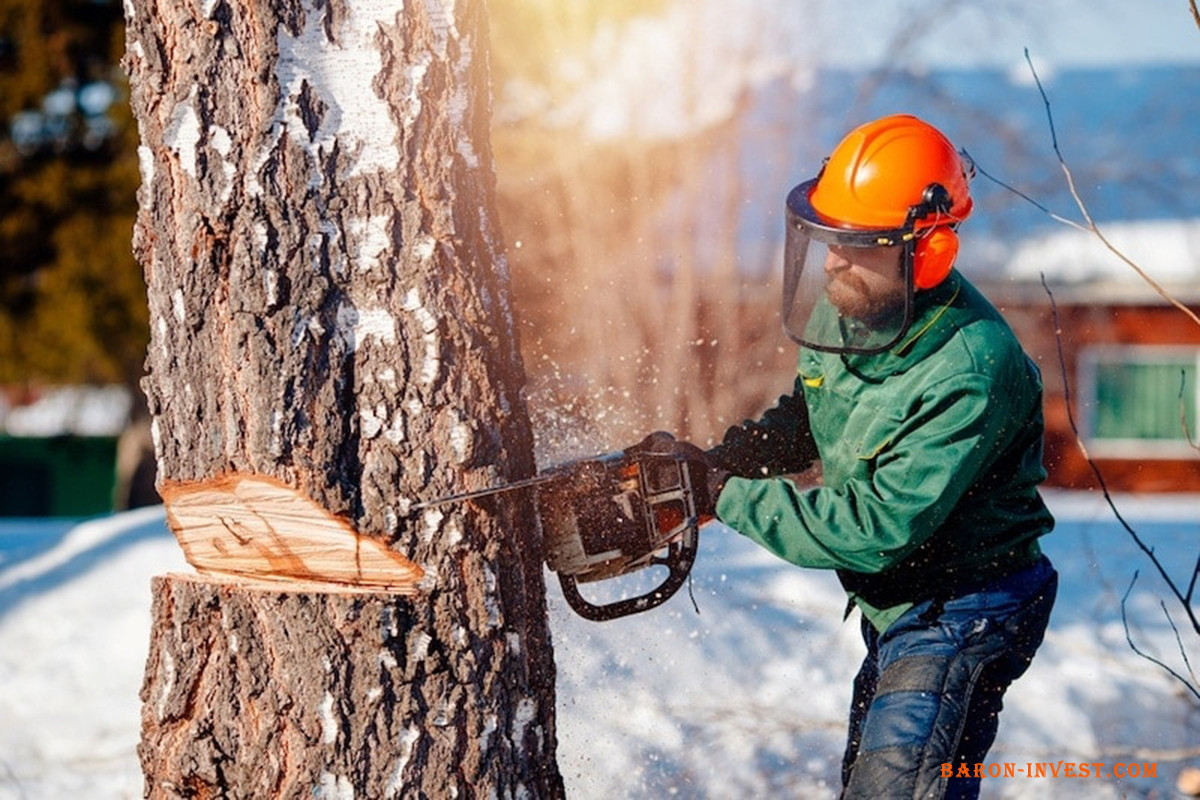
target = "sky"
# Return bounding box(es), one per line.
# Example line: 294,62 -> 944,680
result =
809,0 -> 1200,69
552,0 -> 1200,142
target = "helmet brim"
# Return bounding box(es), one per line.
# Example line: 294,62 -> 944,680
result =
785,181 -> 916,249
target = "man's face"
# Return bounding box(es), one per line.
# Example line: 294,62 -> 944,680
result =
823,243 -> 906,321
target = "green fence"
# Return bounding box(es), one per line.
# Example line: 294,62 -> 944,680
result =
0,435 -> 119,517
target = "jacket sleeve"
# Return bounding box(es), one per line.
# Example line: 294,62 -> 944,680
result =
714,371 -> 1015,574
706,376 -> 819,478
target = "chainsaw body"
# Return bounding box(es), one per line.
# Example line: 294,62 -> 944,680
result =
538,450 -> 704,621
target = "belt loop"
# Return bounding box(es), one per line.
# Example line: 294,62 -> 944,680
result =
918,597 -> 945,625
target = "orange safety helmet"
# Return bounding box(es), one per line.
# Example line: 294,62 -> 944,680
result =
805,113 -> 974,289
781,115 -> 976,355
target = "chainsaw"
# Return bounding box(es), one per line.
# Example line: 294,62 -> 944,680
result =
409,442 -> 706,621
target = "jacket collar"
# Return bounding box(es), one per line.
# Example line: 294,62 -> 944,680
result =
835,270 -> 965,378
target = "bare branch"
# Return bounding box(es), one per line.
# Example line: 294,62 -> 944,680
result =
965,156 -> 1085,232
1188,553 -> 1200,604
1013,58 -> 1200,686
1120,572 -> 1200,701
1191,0 -> 1200,29
1042,275 -> 1200,636
1163,598 -> 1200,689
1023,49 -> 1200,328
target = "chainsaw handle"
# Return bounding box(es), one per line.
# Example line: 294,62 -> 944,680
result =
556,521 -> 700,622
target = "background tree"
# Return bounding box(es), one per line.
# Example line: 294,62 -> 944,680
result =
0,0 -> 145,387
124,0 -> 561,795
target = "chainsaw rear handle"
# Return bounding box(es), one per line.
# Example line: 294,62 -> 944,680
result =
546,445 -> 708,621
556,518 -> 700,621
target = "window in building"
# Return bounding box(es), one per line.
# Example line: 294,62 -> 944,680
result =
1080,346 -> 1199,459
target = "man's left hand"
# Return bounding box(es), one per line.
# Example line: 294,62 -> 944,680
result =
625,431 -> 729,516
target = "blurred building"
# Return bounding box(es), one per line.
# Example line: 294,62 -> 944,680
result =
0,386 -> 158,516
984,221 -> 1200,491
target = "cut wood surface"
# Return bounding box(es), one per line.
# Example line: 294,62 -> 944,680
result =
161,473 -> 423,593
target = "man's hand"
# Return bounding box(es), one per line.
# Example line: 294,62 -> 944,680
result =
625,431 -> 729,516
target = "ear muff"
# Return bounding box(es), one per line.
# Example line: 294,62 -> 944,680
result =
912,226 -> 958,289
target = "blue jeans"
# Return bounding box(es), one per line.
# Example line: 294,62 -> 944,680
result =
840,556 -> 1057,799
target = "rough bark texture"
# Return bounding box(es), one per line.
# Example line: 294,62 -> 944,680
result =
123,0 -> 562,795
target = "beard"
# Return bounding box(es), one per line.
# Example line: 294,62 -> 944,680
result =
826,270 -> 907,323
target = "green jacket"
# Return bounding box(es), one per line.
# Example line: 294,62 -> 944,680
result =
711,270 -> 1053,632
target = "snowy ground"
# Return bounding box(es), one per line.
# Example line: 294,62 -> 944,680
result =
1,492 -> 1197,799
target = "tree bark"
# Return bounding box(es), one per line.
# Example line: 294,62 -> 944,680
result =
123,0 -> 562,795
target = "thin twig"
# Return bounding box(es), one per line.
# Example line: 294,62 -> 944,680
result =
1020,47 -> 1200,644
1041,274 -> 1200,636
1187,553 -> 1200,605
1023,48 -> 1200,328
1191,0 -> 1200,29
1120,572 -> 1200,701
965,45 -> 1200,697
964,155 -> 1085,232
1162,598 -> 1200,688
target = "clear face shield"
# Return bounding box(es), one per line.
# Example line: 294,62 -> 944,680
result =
782,181 -> 916,355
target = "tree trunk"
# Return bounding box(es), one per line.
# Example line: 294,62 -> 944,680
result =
123,0 -> 562,795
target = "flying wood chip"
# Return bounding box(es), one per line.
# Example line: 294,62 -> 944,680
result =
160,473 -> 423,593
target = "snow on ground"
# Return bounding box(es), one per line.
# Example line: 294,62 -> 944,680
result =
1,492 -> 1197,799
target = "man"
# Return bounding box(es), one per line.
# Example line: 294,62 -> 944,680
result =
640,114 -> 1057,799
